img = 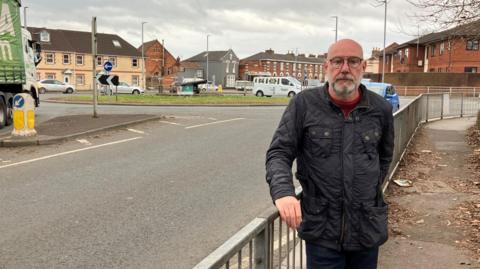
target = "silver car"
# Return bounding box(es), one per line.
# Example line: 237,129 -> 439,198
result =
102,82 -> 144,95
38,79 -> 75,94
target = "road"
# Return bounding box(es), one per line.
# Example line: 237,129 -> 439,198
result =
0,95 -> 419,268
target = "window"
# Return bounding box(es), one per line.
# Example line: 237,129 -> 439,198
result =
40,31 -> 50,42
269,78 -> 277,84
112,40 -> 122,48
132,75 -> 139,86
76,74 -> 85,85
63,54 -> 70,64
466,40 -> 479,50
132,58 -> 138,67
76,55 -> 84,65
46,53 -> 54,64
46,73 -> 55,79
464,67 -> 478,73
430,45 -> 436,57
405,48 -> 409,59
196,69 -> 203,78
439,43 -> 445,55
97,56 -> 102,66
437,67 -> 442,72
281,78 -> 289,85
280,62 -> 284,71
108,56 -> 117,67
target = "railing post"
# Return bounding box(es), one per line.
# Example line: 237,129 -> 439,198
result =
427,86 -> 430,93
254,227 -> 269,269
404,86 -> 407,96
426,94 -> 430,122
441,93 -> 444,119
461,93 -> 464,118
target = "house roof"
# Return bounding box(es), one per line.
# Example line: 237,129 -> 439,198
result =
184,50 -> 238,62
179,61 -> 201,69
241,50 -> 325,63
379,43 -> 400,55
28,27 -> 141,57
399,19 -> 480,48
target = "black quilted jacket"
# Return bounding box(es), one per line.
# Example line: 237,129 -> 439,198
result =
266,83 -> 394,251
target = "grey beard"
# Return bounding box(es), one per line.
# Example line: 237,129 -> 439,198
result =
332,81 -> 356,97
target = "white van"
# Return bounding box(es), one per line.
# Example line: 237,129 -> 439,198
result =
253,76 -> 302,97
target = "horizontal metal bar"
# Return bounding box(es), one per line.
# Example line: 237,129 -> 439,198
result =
193,218 -> 267,269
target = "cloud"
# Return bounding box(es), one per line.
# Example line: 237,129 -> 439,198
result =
24,0 -> 423,59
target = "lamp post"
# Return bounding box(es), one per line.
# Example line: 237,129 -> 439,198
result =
206,34 -> 210,84
381,0 -> 387,83
332,16 -> 338,42
141,21 -> 147,89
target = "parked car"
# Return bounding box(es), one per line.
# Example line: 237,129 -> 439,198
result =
101,82 -> 144,95
235,80 -> 253,91
198,82 -> 218,92
253,76 -> 302,97
302,79 -> 324,89
362,79 -> 400,113
38,79 -> 75,94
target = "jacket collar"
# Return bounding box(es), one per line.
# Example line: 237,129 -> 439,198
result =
320,82 -> 371,110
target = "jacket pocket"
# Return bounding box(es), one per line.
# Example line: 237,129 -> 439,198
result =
360,129 -> 381,159
356,203 -> 388,248
298,196 -> 329,241
307,127 -> 333,158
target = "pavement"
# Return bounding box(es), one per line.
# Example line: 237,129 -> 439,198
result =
0,114 -> 164,147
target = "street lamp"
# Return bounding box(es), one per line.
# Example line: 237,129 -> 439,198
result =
206,34 -> 210,84
23,6 -> 28,28
141,21 -> 147,89
332,16 -> 338,42
381,0 -> 387,83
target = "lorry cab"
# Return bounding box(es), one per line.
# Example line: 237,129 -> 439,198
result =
361,80 -> 400,113
253,76 -> 302,97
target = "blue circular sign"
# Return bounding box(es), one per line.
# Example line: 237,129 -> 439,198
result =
13,95 -> 25,108
104,61 -> 113,72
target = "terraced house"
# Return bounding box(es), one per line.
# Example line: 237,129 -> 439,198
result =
28,27 -> 143,91
379,20 -> 480,74
239,49 -> 325,82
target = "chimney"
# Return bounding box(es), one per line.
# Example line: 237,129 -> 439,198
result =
265,48 -> 274,54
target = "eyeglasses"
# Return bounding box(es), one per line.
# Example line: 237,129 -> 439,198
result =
329,57 -> 363,69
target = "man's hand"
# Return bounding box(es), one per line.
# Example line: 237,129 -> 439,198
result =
275,196 -> 302,230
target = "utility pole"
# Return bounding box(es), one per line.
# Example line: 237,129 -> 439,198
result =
332,16 -> 338,42
91,17 -> 98,118
381,0 -> 387,83
23,6 -> 28,28
141,21 -> 147,89
206,34 -> 210,83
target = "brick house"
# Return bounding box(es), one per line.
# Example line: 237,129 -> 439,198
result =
377,43 -> 399,74
365,47 -> 382,74
379,20 -> 480,74
183,49 -> 239,88
138,39 -> 176,89
29,27 -> 142,91
239,49 -> 325,82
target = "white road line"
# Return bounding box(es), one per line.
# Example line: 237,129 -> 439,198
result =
185,118 -> 245,129
76,139 -> 92,146
0,137 -> 142,170
159,120 -> 184,126
127,128 -> 145,134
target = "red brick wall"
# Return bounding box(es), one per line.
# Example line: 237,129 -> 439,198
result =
144,41 -> 177,77
239,59 -> 323,80
426,38 -> 480,73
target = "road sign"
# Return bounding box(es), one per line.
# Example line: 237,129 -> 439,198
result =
103,61 -> 113,72
96,74 -> 119,87
13,95 -> 25,108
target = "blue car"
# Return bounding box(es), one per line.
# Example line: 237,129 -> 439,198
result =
361,80 -> 400,113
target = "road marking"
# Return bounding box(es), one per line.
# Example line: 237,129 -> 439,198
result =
185,118 -> 245,129
0,137 -> 142,170
127,128 -> 145,134
76,139 -> 92,146
159,120 -> 184,126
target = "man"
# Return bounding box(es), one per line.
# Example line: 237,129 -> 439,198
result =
265,39 -> 394,269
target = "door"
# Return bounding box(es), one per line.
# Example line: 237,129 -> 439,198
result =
226,75 -> 235,88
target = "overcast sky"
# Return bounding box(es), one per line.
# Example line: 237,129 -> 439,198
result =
24,0 -> 428,59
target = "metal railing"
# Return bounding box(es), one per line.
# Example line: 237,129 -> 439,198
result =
193,93 -> 480,269
396,86 -> 479,97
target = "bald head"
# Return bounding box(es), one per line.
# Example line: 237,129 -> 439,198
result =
327,39 -> 364,60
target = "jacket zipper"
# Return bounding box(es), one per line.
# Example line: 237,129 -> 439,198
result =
339,113 -> 347,247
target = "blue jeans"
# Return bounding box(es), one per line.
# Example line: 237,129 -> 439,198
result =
306,243 -> 379,269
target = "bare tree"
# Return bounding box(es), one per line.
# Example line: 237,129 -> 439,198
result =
407,0 -> 480,29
